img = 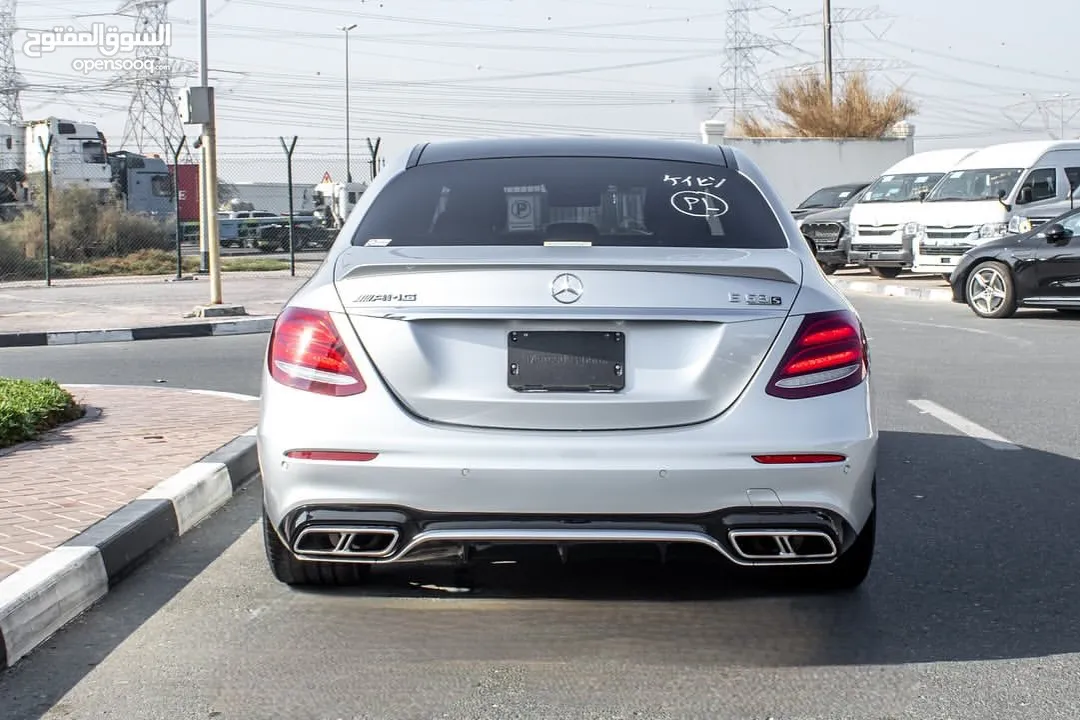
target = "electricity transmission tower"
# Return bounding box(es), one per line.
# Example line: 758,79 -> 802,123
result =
716,0 -> 789,123
1004,92 -> 1080,139
118,0 -> 194,160
774,3 -> 905,87
0,0 -> 22,124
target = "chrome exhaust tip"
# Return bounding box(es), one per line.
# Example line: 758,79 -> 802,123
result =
292,526 -> 400,559
727,529 -> 838,561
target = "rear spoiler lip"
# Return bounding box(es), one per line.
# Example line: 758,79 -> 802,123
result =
340,306 -> 792,322
334,254 -> 801,286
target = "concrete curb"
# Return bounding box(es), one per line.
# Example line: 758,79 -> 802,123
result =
829,277 -> 954,303
0,423 -> 260,670
0,316 -> 276,349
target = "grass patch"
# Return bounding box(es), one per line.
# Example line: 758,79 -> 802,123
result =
220,258 -> 293,272
59,250 -> 200,278
0,378 -> 85,449
58,250 -> 291,278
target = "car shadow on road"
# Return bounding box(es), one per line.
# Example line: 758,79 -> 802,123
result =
317,429 -> 1080,667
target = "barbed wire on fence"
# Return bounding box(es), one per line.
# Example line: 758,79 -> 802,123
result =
0,142 -> 381,285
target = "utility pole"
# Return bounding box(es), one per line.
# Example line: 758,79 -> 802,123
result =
341,23 -> 357,183
200,0 -> 222,303
823,0 -> 834,103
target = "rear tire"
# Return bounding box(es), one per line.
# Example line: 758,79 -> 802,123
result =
820,263 -> 843,275
263,509 -> 372,587
870,266 -> 902,279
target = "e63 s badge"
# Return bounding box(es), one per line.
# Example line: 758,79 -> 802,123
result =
729,292 -> 783,306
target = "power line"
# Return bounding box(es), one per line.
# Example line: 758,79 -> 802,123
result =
771,4 -> 904,84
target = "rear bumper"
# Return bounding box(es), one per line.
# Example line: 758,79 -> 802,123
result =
258,381 -> 878,557
271,504 -> 864,568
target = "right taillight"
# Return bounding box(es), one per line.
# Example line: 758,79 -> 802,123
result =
268,307 -> 367,396
765,310 -> 868,400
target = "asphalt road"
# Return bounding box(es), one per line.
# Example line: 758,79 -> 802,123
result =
2,294 -> 1080,719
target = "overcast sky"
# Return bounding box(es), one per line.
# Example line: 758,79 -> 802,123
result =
14,0 -> 1080,185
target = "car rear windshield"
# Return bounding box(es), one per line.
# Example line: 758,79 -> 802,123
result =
350,157 -> 789,249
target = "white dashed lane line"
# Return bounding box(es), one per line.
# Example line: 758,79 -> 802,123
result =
908,398 -> 1022,451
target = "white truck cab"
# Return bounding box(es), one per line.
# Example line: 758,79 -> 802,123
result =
911,140 -> 1080,275
847,148 -> 978,278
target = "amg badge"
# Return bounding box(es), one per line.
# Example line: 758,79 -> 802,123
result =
354,294 -> 417,303
729,292 -> 783,306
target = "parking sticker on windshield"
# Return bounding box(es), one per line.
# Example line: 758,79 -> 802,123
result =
670,190 -> 729,218
364,238 -> 393,247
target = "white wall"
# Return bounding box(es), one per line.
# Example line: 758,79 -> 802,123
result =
701,119 -> 915,209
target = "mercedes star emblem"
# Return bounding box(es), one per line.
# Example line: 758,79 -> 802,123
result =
551,273 -> 584,304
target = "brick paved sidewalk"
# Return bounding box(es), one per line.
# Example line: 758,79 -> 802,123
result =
0,386 -> 260,582
0,274 -> 306,334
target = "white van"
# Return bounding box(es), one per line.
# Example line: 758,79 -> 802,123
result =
911,140 -> 1080,275
847,148 -> 979,278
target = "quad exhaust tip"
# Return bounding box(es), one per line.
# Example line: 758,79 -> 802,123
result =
293,526 -> 400,558
727,529 -> 838,561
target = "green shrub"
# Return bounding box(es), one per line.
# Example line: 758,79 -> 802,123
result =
0,378 -> 85,449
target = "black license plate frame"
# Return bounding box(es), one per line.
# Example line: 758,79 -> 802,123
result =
507,330 -> 625,393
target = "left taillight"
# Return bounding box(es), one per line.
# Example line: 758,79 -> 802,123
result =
268,307 -> 367,396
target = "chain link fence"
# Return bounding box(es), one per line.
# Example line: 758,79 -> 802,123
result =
0,147 -> 376,286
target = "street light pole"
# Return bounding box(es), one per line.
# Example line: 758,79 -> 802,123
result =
197,0 -> 209,274
340,23 -> 357,183
199,0 -> 222,303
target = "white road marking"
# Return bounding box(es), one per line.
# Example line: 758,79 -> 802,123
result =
187,389 -> 261,402
908,399 -> 1021,451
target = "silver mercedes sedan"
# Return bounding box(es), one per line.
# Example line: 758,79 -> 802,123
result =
257,137 -> 878,592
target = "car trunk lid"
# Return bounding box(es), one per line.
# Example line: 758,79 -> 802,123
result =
333,245 -> 803,431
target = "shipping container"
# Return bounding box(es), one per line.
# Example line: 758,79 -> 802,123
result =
169,163 -> 200,221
